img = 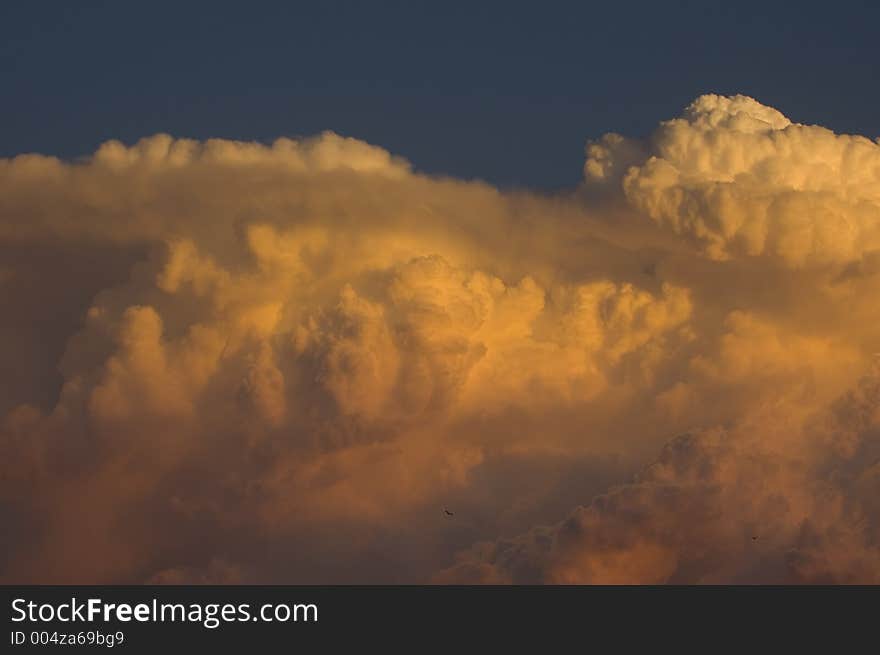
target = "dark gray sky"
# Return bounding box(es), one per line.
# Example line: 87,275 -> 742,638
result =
2,0 -> 878,189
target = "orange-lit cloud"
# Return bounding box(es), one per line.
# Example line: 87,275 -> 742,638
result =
2,95 -> 880,583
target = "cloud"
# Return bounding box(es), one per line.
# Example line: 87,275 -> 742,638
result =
437,363 -> 880,584
2,96 -> 880,583
585,94 -> 880,267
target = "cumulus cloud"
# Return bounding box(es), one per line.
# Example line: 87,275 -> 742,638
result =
586,94 -> 880,266
437,363 -> 880,584
2,95 -> 880,583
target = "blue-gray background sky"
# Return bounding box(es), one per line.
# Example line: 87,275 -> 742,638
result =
2,0 -> 878,189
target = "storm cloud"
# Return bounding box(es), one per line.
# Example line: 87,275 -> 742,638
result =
2,95 -> 880,583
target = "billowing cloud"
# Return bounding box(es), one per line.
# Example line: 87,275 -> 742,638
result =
437,363 -> 880,584
586,94 -> 880,267
2,95 -> 880,583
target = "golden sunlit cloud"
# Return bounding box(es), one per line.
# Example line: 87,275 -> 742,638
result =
2,95 -> 880,583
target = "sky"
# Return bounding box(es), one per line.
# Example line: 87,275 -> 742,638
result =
3,2 -> 880,585
2,1 -> 879,188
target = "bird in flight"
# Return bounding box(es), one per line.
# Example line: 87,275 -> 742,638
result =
444,509 -> 454,517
